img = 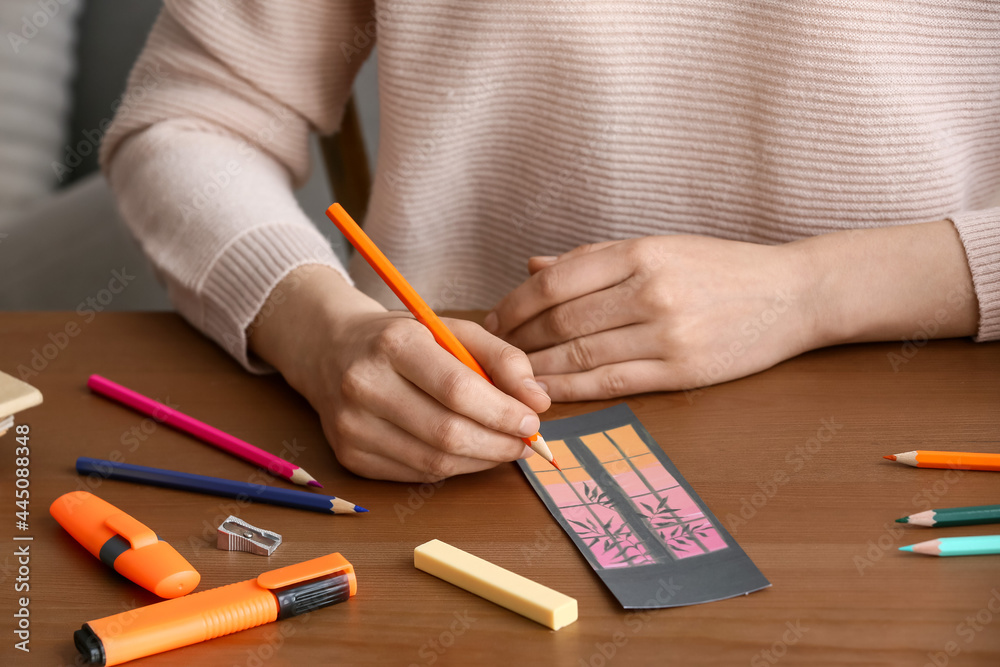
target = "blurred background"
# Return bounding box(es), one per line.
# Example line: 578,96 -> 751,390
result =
0,0 -> 380,310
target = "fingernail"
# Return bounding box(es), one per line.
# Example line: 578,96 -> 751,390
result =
518,414 -> 539,437
518,445 -> 535,459
533,255 -> 558,265
535,379 -> 549,394
484,311 -> 498,333
523,378 -> 549,396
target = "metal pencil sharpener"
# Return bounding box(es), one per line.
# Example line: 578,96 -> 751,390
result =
217,515 -> 282,556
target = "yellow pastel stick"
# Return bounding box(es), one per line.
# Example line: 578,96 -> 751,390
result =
414,539 -> 577,630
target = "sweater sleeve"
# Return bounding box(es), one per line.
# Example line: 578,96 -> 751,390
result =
949,207 -> 1000,342
99,0 -> 376,372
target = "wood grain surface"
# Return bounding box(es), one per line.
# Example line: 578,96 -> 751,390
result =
1,312 -> 998,667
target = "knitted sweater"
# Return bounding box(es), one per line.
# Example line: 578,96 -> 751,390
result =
101,1 -> 1000,372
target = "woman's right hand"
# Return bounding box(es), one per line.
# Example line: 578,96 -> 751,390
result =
248,265 -> 551,482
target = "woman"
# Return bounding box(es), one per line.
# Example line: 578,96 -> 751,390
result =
101,1 -> 999,482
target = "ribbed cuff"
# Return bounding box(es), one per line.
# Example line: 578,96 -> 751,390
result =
949,207 -> 1000,342
197,222 -> 350,373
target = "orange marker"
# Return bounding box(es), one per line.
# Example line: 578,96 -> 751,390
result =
50,491 -> 199,599
74,552 -> 357,666
883,450 -> 1000,472
326,203 -> 558,469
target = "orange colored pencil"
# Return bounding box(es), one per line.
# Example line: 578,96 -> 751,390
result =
883,450 -> 1000,472
325,203 -> 558,469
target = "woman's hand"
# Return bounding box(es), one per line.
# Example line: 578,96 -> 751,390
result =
249,265 -> 551,482
485,221 -> 978,401
484,236 -> 815,400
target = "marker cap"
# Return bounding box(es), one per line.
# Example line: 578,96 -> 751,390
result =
50,491 -> 199,598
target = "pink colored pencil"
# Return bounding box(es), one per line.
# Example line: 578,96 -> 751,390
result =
87,374 -> 322,488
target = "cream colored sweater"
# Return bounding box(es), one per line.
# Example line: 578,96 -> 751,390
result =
101,1 -> 1000,372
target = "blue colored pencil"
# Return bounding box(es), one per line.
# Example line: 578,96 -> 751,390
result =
76,457 -> 367,514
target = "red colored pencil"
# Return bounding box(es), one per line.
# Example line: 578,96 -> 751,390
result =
88,374 -> 323,487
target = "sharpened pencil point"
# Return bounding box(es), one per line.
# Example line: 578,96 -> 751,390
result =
550,458 -> 561,471
355,506 -> 369,513
895,517 -> 908,523
883,455 -> 897,461
899,545 -> 913,552
290,467 -> 322,487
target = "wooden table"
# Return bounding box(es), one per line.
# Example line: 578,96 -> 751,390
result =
2,312 -> 998,666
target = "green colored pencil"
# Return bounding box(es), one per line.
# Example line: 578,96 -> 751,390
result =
896,503 -> 1000,527
900,535 -> 1000,557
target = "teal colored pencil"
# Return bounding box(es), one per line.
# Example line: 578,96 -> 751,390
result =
900,535 -> 1000,557
896,504 -> 1000,527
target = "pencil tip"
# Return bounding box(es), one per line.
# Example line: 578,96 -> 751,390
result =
308,480 -> 323,488
355,506 -> 369,513
883,455 -> 896,461
895,517 -> 908,523
899,545 -> 914,552
550,458 -> 561,471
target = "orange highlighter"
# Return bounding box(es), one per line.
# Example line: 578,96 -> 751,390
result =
50,491 -> 199,599
74,552 -> 357,666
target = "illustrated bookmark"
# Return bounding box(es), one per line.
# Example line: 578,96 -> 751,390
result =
518,403 -> 770,609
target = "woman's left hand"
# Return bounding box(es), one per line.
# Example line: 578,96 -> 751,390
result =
483,235 -> 819,401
